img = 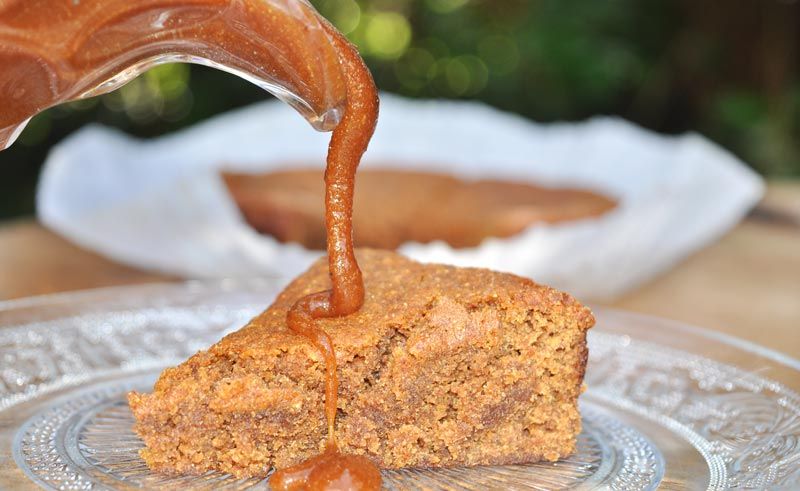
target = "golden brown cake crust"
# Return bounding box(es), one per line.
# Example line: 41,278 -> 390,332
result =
129,250 -> 594,477
222,168 -> 617,249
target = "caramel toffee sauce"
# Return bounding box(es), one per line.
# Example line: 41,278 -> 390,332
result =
269,22 -> 381,491
0,0 -> 347,148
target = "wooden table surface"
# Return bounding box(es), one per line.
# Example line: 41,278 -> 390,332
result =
1,181 -> 798,358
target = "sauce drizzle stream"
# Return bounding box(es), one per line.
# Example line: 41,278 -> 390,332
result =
268,22 -> 381,491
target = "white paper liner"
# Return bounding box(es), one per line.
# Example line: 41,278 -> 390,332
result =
37,94 -> 764,301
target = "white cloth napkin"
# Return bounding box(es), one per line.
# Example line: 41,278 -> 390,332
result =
37,94 -> 763,301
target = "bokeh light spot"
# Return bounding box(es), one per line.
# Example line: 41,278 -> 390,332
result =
478,35 -> 520,76
395,48 -> 436,91
101,63 -> 192,124
445,58 -> 471,95
330,0 -> 361,35
364,12 -> 412,60
458,55 -> 489,94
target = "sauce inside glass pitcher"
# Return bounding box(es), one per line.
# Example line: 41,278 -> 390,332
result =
0,1 -> 380,489
0,0 -> 350,147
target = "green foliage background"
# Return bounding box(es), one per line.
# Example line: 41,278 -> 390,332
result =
1,0 -> 797,219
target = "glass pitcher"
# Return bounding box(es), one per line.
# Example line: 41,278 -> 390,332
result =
0,0 -> 348,150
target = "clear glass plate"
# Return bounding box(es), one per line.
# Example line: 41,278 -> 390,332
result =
0,280 -> 798,490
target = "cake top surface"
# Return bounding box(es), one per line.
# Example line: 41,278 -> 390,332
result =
208,249 -> 592,363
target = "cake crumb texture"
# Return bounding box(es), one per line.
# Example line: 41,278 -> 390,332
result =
128,249 -> 594,477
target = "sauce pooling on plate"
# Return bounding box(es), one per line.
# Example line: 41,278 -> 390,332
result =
268,17 -> 381,491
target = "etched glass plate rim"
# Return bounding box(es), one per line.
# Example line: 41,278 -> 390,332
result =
1,280 -> 797,372
10,372 -> 665,491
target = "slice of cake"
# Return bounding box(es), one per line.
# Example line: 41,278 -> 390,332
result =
128,249 -> 593,477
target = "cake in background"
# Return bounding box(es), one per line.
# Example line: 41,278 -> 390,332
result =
223,168 -> 617,249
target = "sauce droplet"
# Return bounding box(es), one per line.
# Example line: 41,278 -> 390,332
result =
271,444 -> 382,491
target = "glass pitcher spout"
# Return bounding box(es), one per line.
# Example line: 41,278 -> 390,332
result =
0,0 -> 348,150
